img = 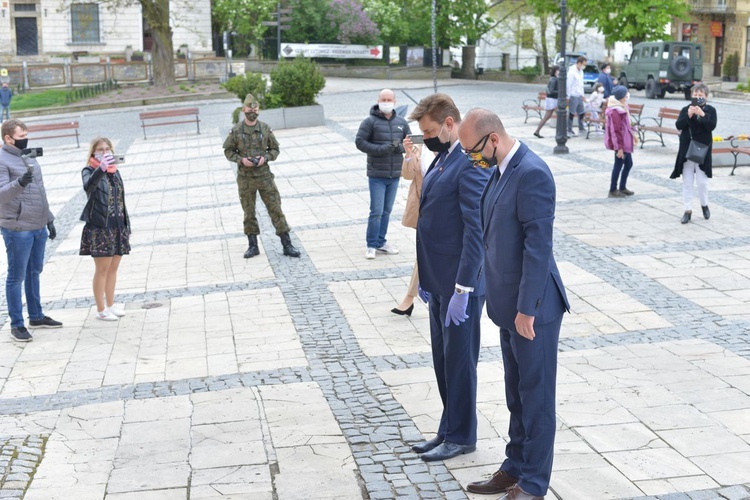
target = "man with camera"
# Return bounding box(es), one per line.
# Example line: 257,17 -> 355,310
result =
223,94 -> 300,259
0,119 -> 62,342
355,89 -> 411,259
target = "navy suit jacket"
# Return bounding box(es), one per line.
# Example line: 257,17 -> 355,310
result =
417,145 -> 491,297
481,142 -> 570,328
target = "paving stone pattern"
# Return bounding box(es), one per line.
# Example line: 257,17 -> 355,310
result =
0,80 -> 749,498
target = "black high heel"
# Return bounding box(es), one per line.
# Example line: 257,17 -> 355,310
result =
391,304 -> 414,317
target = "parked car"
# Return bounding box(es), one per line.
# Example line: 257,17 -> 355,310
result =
554,52 -> 600,93
618,42 -> 703,100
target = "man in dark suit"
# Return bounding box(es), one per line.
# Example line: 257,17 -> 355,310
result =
408,94 -> 491,462
458,109 -> 569,500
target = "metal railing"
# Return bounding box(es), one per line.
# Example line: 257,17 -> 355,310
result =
690,0 -> 736,13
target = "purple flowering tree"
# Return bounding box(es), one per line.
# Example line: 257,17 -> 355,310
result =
327,0 -> 381,45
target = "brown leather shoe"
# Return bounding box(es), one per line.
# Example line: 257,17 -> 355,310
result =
466,469 -> 518,495
499,484 -> 544,500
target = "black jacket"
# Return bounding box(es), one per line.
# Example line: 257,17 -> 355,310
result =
355,105 -> 411,178
80,166 -> 130,228
671,103 -> 717,179
546,76 -> 559,98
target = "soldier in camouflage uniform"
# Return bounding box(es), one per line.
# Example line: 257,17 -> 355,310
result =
223,94 -> 300,258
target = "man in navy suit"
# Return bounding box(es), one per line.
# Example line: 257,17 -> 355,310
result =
408,94 -> 491,462
458,109 -> 569,500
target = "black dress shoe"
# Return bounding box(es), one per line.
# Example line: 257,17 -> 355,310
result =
420,441 -> 476,462
467,469 -> 519,495
411,436 -> 443,454
533,131 -> 543,138
681,211 -> 692,224
702,205 -> 710,219
391,304 -> 414,316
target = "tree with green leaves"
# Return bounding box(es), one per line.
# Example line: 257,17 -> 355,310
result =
444,0 -> 525,78
570,0 -> 688,46
212,0 -> 277,54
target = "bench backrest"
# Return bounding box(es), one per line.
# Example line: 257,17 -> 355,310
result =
27,122 -> 79,133
628,103 -> 644,117
658,107 -> 681,120
139,108 -> 199,120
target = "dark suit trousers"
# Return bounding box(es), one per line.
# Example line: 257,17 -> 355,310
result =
499,314 -> 562,497
428,293 -> 484,446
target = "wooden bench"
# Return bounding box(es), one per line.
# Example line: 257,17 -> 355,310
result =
584,101 -> 607,139
521,92 -> 547,123
583,103 -> 643,140
138,107 -> 200,139
26,121 -> 80,148
712,137 -> 750,175
638,107 -> 681,148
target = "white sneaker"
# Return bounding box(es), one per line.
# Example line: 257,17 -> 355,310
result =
365,248 -> 377,259
107,304 -> 126,317
377,243 -> 399,255
95,310 -> 118,321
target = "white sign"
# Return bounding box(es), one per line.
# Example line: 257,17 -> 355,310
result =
281,43 -> 383,60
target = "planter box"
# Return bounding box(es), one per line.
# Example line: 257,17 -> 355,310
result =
258,104 -> 325,130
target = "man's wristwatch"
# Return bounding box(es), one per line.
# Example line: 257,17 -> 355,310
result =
455,287 -> 469,295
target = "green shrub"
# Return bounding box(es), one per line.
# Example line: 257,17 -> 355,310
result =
723,54 -> 734,77
736,79 -> 750,93
512,65 -> 542,82
222,72 -> 269,107
268,57 -> 325,108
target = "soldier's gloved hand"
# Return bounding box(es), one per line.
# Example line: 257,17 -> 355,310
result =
19,170 -> 33,187
47,221 -> 56,240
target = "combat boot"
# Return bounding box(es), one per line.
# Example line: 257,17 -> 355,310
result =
279,232 -> 300,258
244,235 -> 260,258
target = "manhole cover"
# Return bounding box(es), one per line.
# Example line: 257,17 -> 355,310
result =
141,302 -> 163,309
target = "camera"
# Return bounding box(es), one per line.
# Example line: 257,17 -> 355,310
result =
691,97 -> 699,106
249,157 -> 259,166
21,147 -> 43,158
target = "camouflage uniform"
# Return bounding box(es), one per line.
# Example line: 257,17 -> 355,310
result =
223,119 -> 291,236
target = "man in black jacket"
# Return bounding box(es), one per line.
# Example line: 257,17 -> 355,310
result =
355,89 -> 410,259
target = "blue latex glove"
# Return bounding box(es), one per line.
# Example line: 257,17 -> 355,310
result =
444,291 -> 469,327
417,284 -> 430,304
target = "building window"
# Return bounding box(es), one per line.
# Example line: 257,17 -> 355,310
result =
520,29 -> 534,50
682,23 -> 699,42
71,3 -> 100,44
14,4 -> 36,11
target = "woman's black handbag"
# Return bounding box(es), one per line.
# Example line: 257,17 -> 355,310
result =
686,139 -> 709,164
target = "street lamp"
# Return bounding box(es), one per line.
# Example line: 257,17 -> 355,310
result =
554,0 -> 569,154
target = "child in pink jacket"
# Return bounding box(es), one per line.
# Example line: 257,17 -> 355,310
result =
604,85 -> 637,198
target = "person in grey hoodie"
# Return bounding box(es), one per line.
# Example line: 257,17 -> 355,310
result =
0,82 -> 12,121
0,119 -> 62,342
355,89 -> 411,259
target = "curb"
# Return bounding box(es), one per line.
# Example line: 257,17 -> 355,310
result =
13,90 -> 236,120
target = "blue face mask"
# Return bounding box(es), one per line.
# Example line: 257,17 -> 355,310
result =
695,97 -> 706,106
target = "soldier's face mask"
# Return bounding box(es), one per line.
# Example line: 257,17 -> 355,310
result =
245,111 -> 259,121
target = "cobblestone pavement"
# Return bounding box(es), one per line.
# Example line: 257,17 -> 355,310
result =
0,78 -> 749,499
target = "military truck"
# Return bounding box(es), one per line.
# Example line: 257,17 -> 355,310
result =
618,42 -> 703,100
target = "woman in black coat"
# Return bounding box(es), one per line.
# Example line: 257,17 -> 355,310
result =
670,83 -> 717,224
79,137 -> 131,321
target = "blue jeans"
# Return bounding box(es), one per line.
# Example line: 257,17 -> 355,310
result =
610,152 -> 633,191
1,106 -> 8,121
2,227 -> 47,328
366,177 -> 399,249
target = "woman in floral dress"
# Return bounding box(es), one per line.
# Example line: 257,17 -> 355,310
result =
80,137 -> 130,321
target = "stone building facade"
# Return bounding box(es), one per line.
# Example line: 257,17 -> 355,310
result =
0,0 -> 212,63
672,0 -> 750,80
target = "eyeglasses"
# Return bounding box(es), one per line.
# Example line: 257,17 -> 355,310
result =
464,133 -> 493,168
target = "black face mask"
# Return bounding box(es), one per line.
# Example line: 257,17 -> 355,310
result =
423,123 -> 451,153
13,138 -> 28,151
